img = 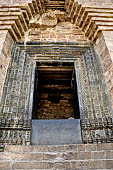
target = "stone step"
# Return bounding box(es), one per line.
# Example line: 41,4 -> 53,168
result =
0,160 -> 111,170
1,150 -> 113,161
0,151 -> 90,161
4,143 -> 113,153
0,144 -> 113,169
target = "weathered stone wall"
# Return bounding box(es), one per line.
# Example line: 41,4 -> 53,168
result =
0,0 -> 45,102
0,31 -> 14,102
0,0 -> 112,109
23,10 -> 88,42
0,0 -> 31,4
26,22 -> 88,42
74,0 -> 113,107
96,32 -> 113,108
77,0 -> 113,7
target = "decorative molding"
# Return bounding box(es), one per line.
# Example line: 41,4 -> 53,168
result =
0,42 -> 113,145
0,44 -> 35,145
81,117 -> 113,143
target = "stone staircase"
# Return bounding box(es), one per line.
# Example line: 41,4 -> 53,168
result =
0,143 -> 113,169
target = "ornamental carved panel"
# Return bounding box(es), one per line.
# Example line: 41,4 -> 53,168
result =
0,44 -> 35,145
75,46 -> 113,143
0,42 -> 112,145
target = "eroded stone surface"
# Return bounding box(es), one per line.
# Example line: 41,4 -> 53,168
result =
0,143 -> 113,169
30,10 -> 65,28
25,21 -> 88,42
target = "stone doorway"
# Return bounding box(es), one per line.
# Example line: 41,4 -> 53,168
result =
32,62 -> 80,120
31,61 -> 82,145
0,42 -> 112,145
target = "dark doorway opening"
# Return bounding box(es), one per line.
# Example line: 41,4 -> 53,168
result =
32,62 -> 80,119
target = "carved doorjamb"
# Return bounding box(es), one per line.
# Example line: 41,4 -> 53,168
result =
0,44 -> 35,145
75,46 -> 113,143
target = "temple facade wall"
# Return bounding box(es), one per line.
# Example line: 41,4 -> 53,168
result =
0,0 -> 112,108
0,0 -> 112,148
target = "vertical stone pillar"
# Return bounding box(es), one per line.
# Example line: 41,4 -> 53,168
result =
0,30 -> 14,147
0,30 -> 14,103
96,31 -> 113,109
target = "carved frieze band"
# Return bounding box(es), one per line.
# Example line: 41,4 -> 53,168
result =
81,117 -> 113,143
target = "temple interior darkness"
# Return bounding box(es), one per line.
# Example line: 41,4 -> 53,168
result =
32,62 -> 80,119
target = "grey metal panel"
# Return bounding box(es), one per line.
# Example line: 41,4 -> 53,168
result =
31,119 -> 82,145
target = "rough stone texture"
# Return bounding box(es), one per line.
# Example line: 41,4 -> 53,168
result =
0,45 -> 36,145
0,30 -> 14,103
77,0 -> 113,7
96,31 -> 113,109
36,94 -> 74,119
25,21 -> 88,42
0,143 -> 112,169
29,10 -> 65,28
100,31 -> 113,107
25,9 -> 88,42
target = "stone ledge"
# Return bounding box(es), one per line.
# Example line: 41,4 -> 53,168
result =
4,143 -> 113,152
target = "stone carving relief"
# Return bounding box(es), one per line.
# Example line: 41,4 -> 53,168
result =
75,46 -> 113,143
0,44 -> 35,145
0,42 -> 112,145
